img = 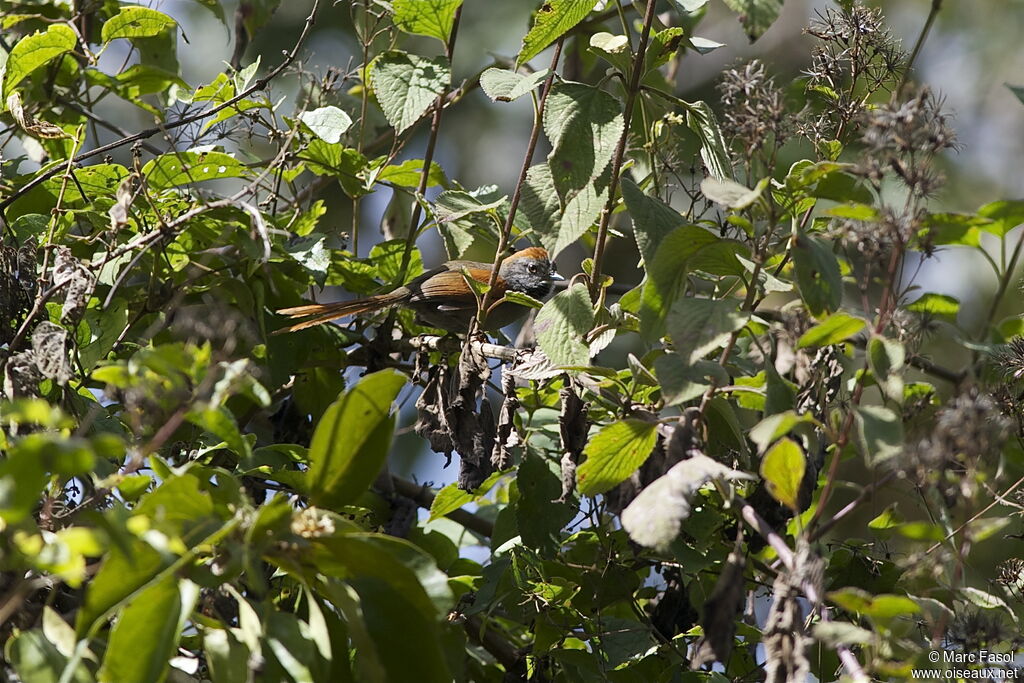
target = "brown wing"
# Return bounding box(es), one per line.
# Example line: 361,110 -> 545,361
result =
407,265 -> 508,308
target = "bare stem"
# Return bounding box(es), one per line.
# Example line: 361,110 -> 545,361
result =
589,0 -> 659,301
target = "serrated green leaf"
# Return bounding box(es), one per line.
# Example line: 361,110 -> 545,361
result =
308,370 -> 406,509
621,177 -> 687,268
665,297 -> 748,364
393,0 -> 463,43
517,0 -> 600,66
371,51 -> 451,135
520,163 -> 605,259
299,106 -> 353,144
142,150 -> 251,189
797,312 -> 866,348
700,177 -> 768,209
544,81 -> 623,200
2,24 -> 77,102
535,283 -> 594,367
722,0 -> 783,41
101,7 -> 177,42
378,157 -> 447,189
760,437 -> 805,511
793,232 -> 842,316
577,419 -> 658,496
867,334 -> 905,403
855,404 -> 902,464
682,100 -> 731,180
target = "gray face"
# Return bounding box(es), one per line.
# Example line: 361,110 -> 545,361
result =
500,257 -> 556,300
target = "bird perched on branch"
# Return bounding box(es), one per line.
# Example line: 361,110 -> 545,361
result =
275,246 -> 561,333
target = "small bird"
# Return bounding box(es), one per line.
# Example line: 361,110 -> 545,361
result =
275,246 -> 562,333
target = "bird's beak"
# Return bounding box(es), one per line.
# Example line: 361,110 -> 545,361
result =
551,268 -> 564,281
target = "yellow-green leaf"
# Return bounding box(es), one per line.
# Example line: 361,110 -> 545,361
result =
760,436 -> 805,510
577,419 -> 658,496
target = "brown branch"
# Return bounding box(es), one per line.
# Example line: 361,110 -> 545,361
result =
476,40 -> 565,324
390,476 -> 495,538
589,0 -> 659,301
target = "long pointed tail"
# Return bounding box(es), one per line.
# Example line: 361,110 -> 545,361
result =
273,295 -> 396,334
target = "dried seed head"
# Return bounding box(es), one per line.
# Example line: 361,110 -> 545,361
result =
718,60 -> 793,162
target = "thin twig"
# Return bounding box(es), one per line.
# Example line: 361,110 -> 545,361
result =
589,0 -> 659,301
391,476 -> 495,538
477,40 -> 565,323
0,0 -> 322,211
898,0 -> 942,96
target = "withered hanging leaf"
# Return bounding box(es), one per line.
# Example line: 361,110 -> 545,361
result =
556,380 -> 588,502
3,350 -> 43,398
507,346 -> 562,381
7,92 -> 70,139
690,537 -> 747,668
51,246 -> 95,323
31,321 -> 73,385
492,372 -> 521,470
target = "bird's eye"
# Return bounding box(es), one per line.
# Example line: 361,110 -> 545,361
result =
528,263 -> 539,274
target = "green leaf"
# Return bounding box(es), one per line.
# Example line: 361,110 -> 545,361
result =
576,419 -> 659,496
299,106 -> 353,144
797,312 -> 866,348
186,405 -> 252,458
722,0 -> 783,41
828,588 -> 920,622
308,370 -> 406,509
793,232 -> 842,316
855,405 -> 902,464
588,32 -> 630,73
204,628 -> 251,683
98,578 -> 198,683
639,225 -> 718,339
142,150 -> 252,189
371,51 -> 451,135
393,0 -> 464,43
479,67 -> 550,102
920,212 -> 987,247
682,100 -> 731,180
665,297 -> 748,364
687,36 -> 726,54
101,7 -> 177,42
7,628 -> 92,683
867,335 -> 905,403
2,24 -> 77,102
544,81 -> 623,200
700,177 -> 767,210
520,163 -> 605,258
748,410 -> 817,453
670,0 -> 710,11
76,537 -> 170,636
978,199 -> 1024,237
378,158 -> 447,188
655,355 -> 729,405
1008,83 -> 1024,106
760,437 -> 805,511
517,0 -> 600,66
621,177 -> 687,268
428,471 -> 505,521
535,283 -> 594,368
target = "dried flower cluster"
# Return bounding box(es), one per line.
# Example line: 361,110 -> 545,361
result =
897,390 -> 1011,504
718,59 -> 792,168
803,5 -> 905,142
